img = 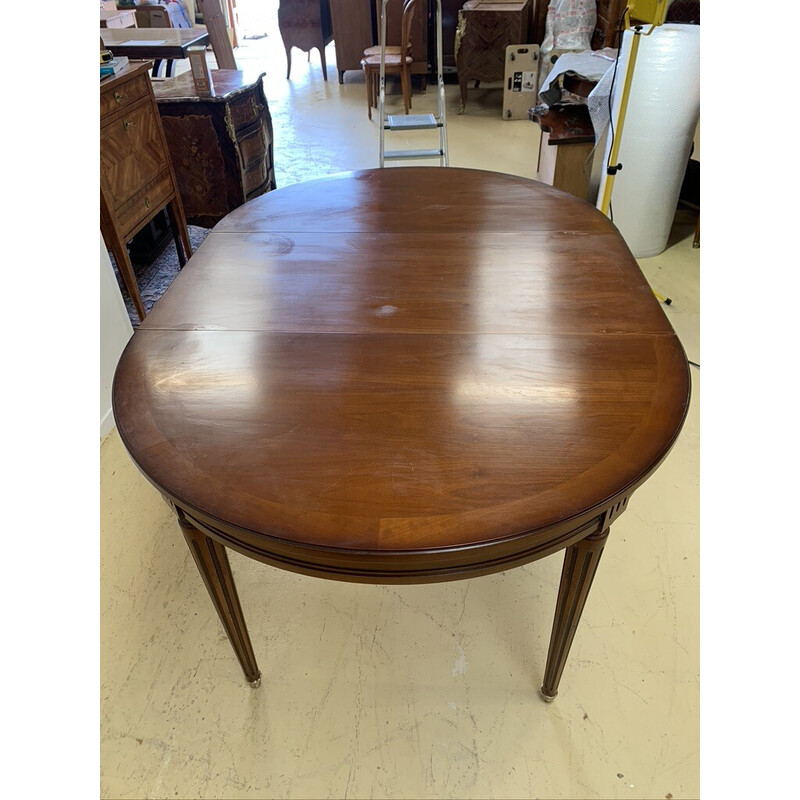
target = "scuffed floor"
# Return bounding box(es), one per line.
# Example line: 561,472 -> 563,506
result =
101,7 -> 700,798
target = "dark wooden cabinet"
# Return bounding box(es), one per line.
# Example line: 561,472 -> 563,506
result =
329,0 -> 374,82
152,70 -> 276,228
277,0 -> 334,80
100,60 -> 192,321
440,0 -> 467,68
454,0 -> 532,112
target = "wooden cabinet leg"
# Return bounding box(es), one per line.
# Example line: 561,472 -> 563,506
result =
319,43 -> 328,81
541,527 -> 610,702
179,514 -> 262,686
106,234 -> 146,321
458,75 -> 468,114
166,200 -> 193,269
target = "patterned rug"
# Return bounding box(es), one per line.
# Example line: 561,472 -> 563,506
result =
111,225 -> 211,327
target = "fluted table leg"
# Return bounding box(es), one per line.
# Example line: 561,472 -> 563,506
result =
179,514 -> 262,687
541,527 -> 610,702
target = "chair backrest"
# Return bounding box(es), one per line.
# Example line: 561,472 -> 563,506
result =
401,0 -> 419,56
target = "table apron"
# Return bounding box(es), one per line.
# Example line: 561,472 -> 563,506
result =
173,504 -> 616,585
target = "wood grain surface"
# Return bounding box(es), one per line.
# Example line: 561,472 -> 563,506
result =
113,167 -> 690,579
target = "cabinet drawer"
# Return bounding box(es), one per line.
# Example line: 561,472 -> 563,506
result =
100,72 -> 151,119
227,88 -> 266,134
243,157 -> 268,197
115,171 -> 175,238
101,100 -> 170,209
237,123 -> 269,171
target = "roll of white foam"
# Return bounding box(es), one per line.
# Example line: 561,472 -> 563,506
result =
596,24 -> 700,258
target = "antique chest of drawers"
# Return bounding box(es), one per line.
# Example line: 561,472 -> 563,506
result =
455,0 -> 532,113
100,60 -> 192,321
153,70 -> 276,228
277,0 -> 334,81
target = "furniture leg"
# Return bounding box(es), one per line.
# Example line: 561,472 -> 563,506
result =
152,59 -> 163,78
179,514 -> 262,686
166,199 -> 193,268
339,69 -> 345,84
285,46 -> 292,79
106,233 -> 146,321
693,213 -> 700,248
364,67 -> 372,119
319,44 -> 328,81
401,67 -> 410,114
458,74 -> 468,114
541,526 -> 610,702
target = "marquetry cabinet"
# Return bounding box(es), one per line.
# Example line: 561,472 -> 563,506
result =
455,0 -> 531,113
153,70 -> 276,229
100,60 -> 192,321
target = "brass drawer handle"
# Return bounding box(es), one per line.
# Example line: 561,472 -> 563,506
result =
114,91 -> 128,104
250,98 -> 264,117
144,197 -> 151,209
123,120 -> 136,130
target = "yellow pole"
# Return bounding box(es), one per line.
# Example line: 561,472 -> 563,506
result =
598,18 -> 643,218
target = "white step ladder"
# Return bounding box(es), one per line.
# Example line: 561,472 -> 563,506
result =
378,0 -> 449,167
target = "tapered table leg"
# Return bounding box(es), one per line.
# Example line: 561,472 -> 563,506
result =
541,527 -> 610,702
179,515 -> 262,686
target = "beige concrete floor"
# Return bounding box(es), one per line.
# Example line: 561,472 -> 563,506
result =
100,13 -> 700,799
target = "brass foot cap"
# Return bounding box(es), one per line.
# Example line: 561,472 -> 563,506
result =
540,686 -> 557,703
248,675 -> 262,689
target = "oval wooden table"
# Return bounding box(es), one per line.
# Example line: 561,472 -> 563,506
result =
113,167 -> 690,701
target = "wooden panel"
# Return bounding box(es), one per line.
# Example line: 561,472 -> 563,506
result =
329,0 -> 374,79
158,114 -> 232,221
100,99 -> 169,209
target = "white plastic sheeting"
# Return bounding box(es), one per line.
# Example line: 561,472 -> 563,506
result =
596,23 -> 700,258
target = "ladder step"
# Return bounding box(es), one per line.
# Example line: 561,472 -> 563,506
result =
384,149 -> 444,160
385,114 -> 440,130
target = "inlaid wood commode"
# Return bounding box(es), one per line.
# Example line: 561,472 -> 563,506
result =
100,60 -> 192,321
112,168 -> 690,702
153,70 -> 276,229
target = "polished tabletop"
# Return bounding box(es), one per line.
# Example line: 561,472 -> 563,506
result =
113,167 -> 689,579
99,26 -> 210,59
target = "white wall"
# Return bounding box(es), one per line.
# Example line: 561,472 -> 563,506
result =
100,234 -> 134,441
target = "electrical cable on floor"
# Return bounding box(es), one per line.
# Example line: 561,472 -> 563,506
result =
688,361 -> 699,369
